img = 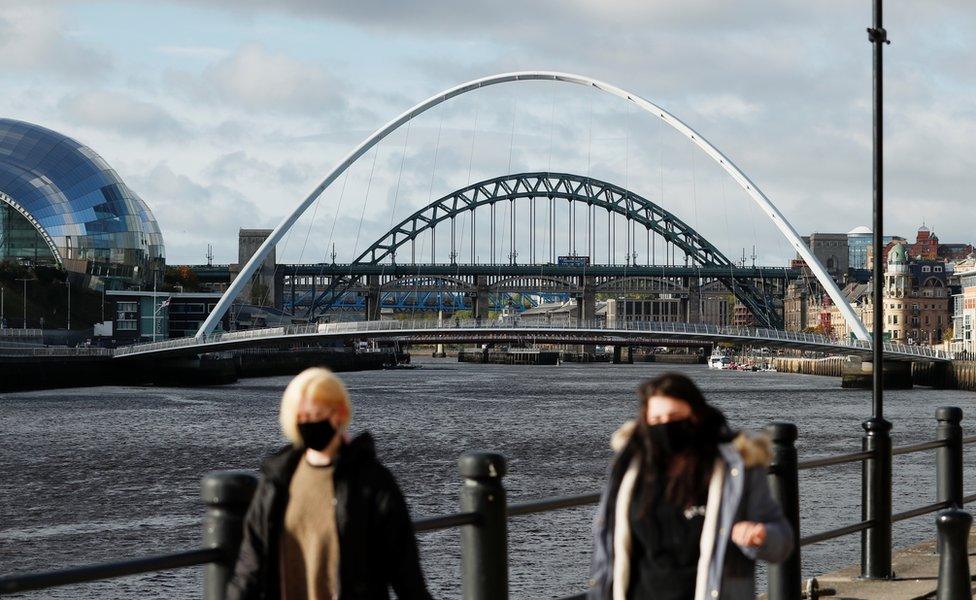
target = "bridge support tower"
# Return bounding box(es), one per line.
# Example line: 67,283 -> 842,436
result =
366,275 -> 381,321
841,357 -> 913,389
684,277 -> 702,324
473,275 -> 490,321
577,276 -> 597,356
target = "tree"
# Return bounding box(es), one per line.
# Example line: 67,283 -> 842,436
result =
164,265 -> 200,291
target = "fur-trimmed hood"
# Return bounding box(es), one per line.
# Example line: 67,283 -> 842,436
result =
609,419 -> 771,467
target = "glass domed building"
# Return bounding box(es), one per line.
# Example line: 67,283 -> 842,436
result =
0,119 -> 164,288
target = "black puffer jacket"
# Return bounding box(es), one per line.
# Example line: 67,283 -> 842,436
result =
226,432 -> 433,600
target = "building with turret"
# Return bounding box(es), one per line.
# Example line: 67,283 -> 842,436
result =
860,242 -> 950,345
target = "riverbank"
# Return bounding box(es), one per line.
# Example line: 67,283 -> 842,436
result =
772,356 -> 976,391
0,348 -> 399,392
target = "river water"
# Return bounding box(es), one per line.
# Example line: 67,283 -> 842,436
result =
2,359 -> 975,599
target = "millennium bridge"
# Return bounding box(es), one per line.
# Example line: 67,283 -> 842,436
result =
112,319 -> 950,361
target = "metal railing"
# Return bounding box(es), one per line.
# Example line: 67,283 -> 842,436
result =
112,317 -> 952,361
3,347 -> 113,357
2,407 -> 974,599
0,328 -> 42,337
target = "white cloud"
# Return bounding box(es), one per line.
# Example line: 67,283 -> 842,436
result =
0,5 -> 110,79
130,163 -> 271,263
154,45 -> 230,61
58,91 -> 187,141
173,43 -> 348,116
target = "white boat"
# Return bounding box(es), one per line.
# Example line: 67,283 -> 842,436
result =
708,352 -> 731,370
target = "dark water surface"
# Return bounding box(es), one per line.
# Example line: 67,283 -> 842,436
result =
2,359 -> 975,599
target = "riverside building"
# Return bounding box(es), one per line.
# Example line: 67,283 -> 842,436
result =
0,119 -> 165,290
952,268 -> 976,355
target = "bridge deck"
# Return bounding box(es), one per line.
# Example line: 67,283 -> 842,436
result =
112,320 -> 950,362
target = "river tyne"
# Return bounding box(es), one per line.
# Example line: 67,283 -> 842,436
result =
3,359 -> 975,599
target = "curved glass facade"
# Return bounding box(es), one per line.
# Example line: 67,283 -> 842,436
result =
0,119 -> 164,287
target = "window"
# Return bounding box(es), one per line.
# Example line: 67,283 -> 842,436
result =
935,266 -> 943,273
117,320 -> 137,331
922,266 -> 931,273
117,301 -> 137,313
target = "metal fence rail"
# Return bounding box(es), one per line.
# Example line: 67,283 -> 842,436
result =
1,407 -> 972,599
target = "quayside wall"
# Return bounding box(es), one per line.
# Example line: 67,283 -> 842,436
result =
772,356 -> 976,391
0,349 -> 396,392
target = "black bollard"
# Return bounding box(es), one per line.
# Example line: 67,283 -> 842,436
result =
937,407 -> 964,508
936,509 -> 972,600
459,452 -> 508,600
861,416 -> 893,579
202,471 -> 259,600
766,422 -> 802,600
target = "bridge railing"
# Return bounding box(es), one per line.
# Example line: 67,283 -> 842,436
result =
3,408 -> 973,599
111,317 -> 952,361
0,328 -> 43,337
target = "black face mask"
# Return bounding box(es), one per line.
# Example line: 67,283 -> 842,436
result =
648,420 -> 696,458
298,420 -> 337,451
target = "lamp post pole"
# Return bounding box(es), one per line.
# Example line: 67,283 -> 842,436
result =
65,279 -> 71,331
15,277 -> 29,330
862,0 -> 893,580
153,271 -> 158,342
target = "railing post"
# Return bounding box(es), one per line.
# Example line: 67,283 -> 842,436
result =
936,407 -> 964,509
201,471 -> 258,600
459,452 -> 508,600
936,509 -> 972,600
766,422 -> 802,600
861,417 -> 893,579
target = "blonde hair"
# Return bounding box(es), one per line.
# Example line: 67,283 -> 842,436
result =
279,367 -> 352,445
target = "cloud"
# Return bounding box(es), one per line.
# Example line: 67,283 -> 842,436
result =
0,5 -> 111,80
58,91 -> 188,141
205,150 -> 316,188
155,45 -> 230,61
171,43 -> 348,116
130,163 -> 271,263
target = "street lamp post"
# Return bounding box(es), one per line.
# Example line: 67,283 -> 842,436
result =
63,279 -> 71,331
863,0 -> 893,580
15,277 -> 30,330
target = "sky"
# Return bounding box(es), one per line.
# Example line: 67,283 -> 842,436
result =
1,0 -> 974,266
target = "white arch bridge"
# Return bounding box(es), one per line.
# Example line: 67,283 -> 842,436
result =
196,71 -> 871,343
116,320 -> 950,362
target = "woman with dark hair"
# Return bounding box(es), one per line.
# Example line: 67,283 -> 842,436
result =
588,373 -> 793,600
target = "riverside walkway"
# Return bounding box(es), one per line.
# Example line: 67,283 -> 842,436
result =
802,527 -> 976,599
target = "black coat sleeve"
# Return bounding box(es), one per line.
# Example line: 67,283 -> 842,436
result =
374,466 -> 434,600
226,480 -> 273,600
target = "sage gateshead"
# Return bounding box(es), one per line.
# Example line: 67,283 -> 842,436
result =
0,118 -> 165,289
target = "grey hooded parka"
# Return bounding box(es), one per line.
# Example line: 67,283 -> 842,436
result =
587,421 -> 795,600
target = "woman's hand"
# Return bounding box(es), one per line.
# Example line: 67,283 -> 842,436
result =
731,521 -> 767,548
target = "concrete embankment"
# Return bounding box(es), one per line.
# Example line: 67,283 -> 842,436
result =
773,356 -> 976,391
772,356 -> 844,377
913,359 -> 976,391
458,349 -> 560,365
0,349 -> 398,392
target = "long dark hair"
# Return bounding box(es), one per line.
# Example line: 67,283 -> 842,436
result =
633,373 -> 732,511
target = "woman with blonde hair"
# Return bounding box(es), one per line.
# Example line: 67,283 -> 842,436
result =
588,373 -> 793,600
227,368 -> 432,600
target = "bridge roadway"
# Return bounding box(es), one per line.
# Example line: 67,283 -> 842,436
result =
112,320 -> 951,362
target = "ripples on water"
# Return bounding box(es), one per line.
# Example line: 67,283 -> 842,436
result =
2,359 -> 975,599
